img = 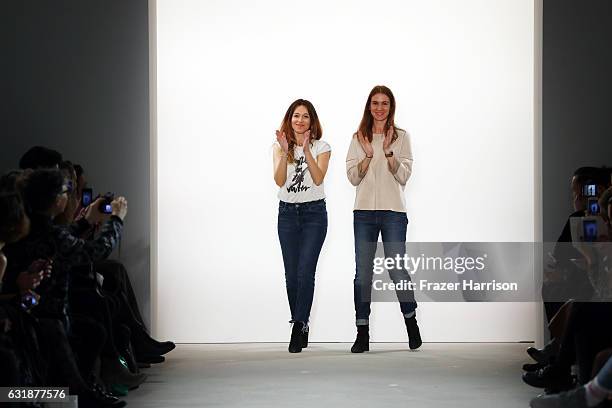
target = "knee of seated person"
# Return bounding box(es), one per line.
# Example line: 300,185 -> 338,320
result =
592,349 -> 612,377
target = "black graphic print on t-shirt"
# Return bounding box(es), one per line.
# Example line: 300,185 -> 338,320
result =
287,156 -> 310,193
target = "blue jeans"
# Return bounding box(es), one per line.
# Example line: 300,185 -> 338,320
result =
278,199 -> 328,324
596,355 -> 612,390
353,210 -> 417,325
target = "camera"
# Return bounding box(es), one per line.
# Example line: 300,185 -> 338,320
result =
98,193 -> 114,215
19,292 -> 38,311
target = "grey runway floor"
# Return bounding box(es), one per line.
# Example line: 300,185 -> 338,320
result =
124,343 -> 538,407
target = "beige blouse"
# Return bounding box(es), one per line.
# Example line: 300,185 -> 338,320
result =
345,129 -> 413,212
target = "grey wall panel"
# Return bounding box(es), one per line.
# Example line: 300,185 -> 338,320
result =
543,0 -> 612,241
1,0 -> 151,328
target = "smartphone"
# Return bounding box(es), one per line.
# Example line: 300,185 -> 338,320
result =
82,188 -> 93,207
588,198 -> 600,215
583,219 -> 598,242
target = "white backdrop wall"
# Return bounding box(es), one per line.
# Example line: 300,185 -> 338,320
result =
155,0 -> 537,342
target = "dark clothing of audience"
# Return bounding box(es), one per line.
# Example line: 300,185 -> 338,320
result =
1,213 -> 123,333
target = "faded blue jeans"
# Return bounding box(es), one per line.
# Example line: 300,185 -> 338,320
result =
278,199 -> 328,324
596,355 -> 612,390
353,210 -> 417,325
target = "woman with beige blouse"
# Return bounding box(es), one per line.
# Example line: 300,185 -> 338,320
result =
346,85 -> 421,353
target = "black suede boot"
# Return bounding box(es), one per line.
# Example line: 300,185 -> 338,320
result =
351,325 -> 369,353
301,327 -> 309,348
405,315 -> 422,350
289,322 -> 304,353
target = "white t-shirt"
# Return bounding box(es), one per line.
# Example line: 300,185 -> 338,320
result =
277,139 -> 331,203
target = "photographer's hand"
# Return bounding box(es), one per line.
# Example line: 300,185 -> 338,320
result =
84,198 -> 109,224
111,196 -> 128,220
16,266 -> 44,295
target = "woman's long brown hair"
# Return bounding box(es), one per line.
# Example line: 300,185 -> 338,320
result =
357,85 -> 401,143
280,99 -> 323,163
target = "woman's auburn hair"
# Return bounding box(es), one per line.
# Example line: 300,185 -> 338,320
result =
357,85 -> 402,143
280,99 -> 323,163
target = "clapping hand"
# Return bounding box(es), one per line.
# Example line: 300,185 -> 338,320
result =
303,130 -> 311,153
276,130 -> 289,154
383,127 -> 394,154
357,131 -> 374,158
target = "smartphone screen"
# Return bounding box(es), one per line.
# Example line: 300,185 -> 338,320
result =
583,219 -> 598,242
589,200 -> 600,215
82,188 -> 93,207
583,184 -> 597,197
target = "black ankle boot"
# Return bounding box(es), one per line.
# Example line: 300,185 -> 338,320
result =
289,322 -> 304,353
405,315 -> 422,350
351,325 -> 369,353
301,327 -> 309,348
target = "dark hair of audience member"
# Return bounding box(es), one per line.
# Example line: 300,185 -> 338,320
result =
74,164 -> 84,179
22,169 -> 65,215
19,146 -> 63,170
0,193 -> 30,244
59,161 -> 77,190
573,166 -> 611,187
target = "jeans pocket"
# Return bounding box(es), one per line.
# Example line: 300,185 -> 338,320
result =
389,211 -> 408,224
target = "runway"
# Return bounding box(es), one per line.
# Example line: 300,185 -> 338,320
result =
125,343 -> 537,407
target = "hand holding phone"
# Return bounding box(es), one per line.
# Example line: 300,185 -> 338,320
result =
85,197 -> 110,224
16,267 -> 44,294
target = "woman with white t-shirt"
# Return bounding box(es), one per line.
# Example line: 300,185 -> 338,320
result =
273,99 -> 331,353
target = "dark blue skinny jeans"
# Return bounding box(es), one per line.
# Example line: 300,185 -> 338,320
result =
353,210 -> 417,325
278,199 -> 328,325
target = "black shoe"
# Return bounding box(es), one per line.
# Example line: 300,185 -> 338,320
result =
289,322 -> 304,353
301,328 -> 309,349
351,325 -> 369,353
522,364 -> 574,391
101,356 -> 148,390
527,339 -> 558,364
405,315 -> 422,350
80,383 -> 127,408
121,343 -> 139,374
132,327 -> 176,356
133,338 -> 176,356
155,341 -> 176,355
523,362 -> 545,372
135,353 -> 165,364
